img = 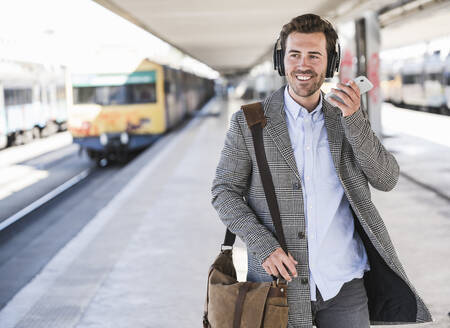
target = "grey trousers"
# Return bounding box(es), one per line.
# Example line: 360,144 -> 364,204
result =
311,277 -> 370,328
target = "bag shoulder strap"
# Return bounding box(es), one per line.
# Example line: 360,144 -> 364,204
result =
223,102 -> 288,257
241,101 -> 267,128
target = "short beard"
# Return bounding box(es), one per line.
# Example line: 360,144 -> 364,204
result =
288,70 -> 325,98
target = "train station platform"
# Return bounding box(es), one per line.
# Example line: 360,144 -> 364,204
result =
0,98 -> 449,327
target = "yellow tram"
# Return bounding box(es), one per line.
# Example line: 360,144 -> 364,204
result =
68,59 -> 214,164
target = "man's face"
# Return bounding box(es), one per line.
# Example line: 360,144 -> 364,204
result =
283,32 -> 328,98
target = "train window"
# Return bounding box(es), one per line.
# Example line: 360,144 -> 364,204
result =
425,72 -> 443,81
164,81 -> 170,94
445,72 -> 450,86
4,89 -> 12,106
73,87 -> 96,104
4,88 -> 32,106
96,86 -> 127,105
164,81 -> 176,95
402,74 -> 412,84
402,74 -> 421,85
128,83 -> 157,103
74,84 -> 157,105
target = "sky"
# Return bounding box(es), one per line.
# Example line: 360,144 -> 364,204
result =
0,0 -> 219,78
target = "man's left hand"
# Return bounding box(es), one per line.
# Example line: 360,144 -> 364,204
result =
328,80 -> 361,117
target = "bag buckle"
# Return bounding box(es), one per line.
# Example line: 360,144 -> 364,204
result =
277,277 -> 289,286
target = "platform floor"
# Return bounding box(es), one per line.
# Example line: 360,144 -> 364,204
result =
0,98 -> 449,327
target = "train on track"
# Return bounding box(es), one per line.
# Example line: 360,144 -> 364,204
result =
69,58 -> 215,165
0,59 -> 70,149
381,50 -> 450,115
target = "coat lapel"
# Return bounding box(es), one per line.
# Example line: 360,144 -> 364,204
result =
263,86 -> 302,182
262,87 -> 345,180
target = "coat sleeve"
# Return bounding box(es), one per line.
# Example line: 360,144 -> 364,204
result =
341,105 -> 400,191
211,110 -> 280,265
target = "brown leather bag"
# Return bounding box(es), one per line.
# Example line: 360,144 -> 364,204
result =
203,102 -> 290,328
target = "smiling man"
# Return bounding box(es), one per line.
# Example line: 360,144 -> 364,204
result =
211,13 -> 433,328
284,31 -> 327,109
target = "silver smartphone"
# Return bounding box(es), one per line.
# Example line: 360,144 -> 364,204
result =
325,76 -> 374,104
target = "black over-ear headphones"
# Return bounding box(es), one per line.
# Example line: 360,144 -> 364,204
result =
273,23 -> 341,78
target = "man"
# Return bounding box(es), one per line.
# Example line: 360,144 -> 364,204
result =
211,14 -> 432,328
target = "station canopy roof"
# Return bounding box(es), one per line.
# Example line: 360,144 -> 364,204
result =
94,0 -> 450,75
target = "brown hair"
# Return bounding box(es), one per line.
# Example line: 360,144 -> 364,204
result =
279,14 -> 338,59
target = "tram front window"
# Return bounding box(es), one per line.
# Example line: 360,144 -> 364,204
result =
74,87 -> 96,104
129,83 -> 157,104
73,83 -> 157,105
96,86 -> 127,105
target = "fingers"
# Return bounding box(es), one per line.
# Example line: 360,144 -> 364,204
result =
276,261 -> 293,281
341,81 -> 360,98
288,253 -> 299,269
283,253 -> 298,279
268,263 -> 279,277
262,262 -> 275,276
329,81 -> 361,116
332,81 -> 361,106
349,80 -> 361,97
288,252 -> 298,264
263,257 -> 280,277
328,96 -> 350,111
272,252 -> 298,281
331,86 -> 354,106
262,248 -> 299,281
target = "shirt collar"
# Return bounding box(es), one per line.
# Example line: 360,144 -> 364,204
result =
283,84 -> 323,122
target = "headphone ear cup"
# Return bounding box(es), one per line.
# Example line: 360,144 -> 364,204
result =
273,40 -> 285,76
335,42 -> 341,74
273,41 -> 278,71
278,48 -> 285,76
326,52 -> 335,78
273,40 -> 283,76
326,42 -> 341,78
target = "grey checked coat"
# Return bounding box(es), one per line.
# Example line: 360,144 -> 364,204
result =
211,86 -> 433,327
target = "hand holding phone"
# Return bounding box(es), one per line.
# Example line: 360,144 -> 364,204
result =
325,76 -> 373,104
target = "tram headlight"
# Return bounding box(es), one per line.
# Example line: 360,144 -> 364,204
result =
100,133 -> 108,146
120,132 -> 129,144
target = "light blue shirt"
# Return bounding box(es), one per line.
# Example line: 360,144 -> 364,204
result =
283,85 -> 370,302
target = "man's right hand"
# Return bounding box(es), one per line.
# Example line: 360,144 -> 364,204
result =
262,247 -> 298,282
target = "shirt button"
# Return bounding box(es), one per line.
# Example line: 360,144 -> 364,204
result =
298,231 -> 305,239
301,277 -> 309,285
306,176 -> 310,180
306,146 -> 310,150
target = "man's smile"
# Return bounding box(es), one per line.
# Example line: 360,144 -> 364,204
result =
295,74 -> 313,81
292,70 -> 317,83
